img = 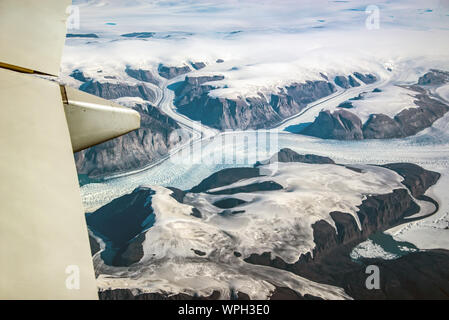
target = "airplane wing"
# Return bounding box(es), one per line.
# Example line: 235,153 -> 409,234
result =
62,85 -> 141,152
0,0 -> 69,75
0,0 -> 140,299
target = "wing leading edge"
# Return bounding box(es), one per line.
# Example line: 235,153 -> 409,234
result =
0,1 -> 141,299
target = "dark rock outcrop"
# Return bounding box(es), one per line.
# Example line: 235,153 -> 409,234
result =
320,73 -> 329,81
190,208 -> 202,218
88,235 -> 101,256
244,188 -> 420,272
270,287 -> 322,300
301,87 -> 449,140
99,285 -> 325,300
166,187 -> 203,218
334,76 -> 351,89
98,286 -> 320,300
349,92 -> 366,100
191,249 -> 207,256
167,187 -> 186,203
75,104 -> 185,178
86,187 -> 156,266
349,93 -> 365,100
353,72 -> 377,84
115,233 -> 146,267
174,75 -> 224,105
191,62 -> 206,70
362,91 -> 449,139
394,92 -> 449,136
190,167 -> 262,193
213,198 -> 247,209
66,33 -> 99,38
190,148 -> 333,195
174,77 -> 336,130
337,101 -> 354,108
125,67 -> 159,85
418,69 -> 449,86
79,80 -> 157,102
381,163 -> 441,197
362,113 -> 404,139
255,148 -> 335,166
99,289 -> 222,300
70,69 -> 90,82
219,210 -> 245,216
121,32 -> 155,38
334,73 -> 374,88
343,249 -> 449,299
348,75 -> 361,87
158,64 -> 191,79
300,109 -> 364,140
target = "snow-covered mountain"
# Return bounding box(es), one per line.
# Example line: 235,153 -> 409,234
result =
299,70 -> 449,140
87,149 -> 447,299
63,0 -> 449,99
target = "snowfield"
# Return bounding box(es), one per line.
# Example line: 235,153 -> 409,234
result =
437,84 -> 449,102
341,85 -> 419,124
63,0 -> 449,100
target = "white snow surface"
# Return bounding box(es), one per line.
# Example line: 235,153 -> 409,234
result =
343,85 -> 419,124
62,0 -> 449,99
436,84 -> 449,102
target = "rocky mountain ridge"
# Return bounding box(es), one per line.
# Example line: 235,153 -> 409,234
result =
173,73 -> 377,130
300,70 -> 449,140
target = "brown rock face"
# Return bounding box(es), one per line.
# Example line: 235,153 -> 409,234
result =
381,163 -> 441,198
334,73 -> 374,89
418,69 -> 449,85
301,71 -> 449,140
302,92 -> 449,140
362,113 -> 404,139
125,67 -> 159,85
99,289 -> 222,300
255,148 -> 335,166
300,109 -> 364,140
190,167 -> 263,193
158,64 -> 191,79
79,80 -> 157,102
75,104 -> 185,179
174,76 -> 336,130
